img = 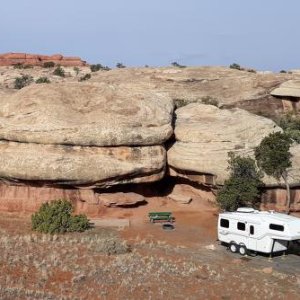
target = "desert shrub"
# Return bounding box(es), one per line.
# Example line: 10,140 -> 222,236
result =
35,76 -> 51,84
13,63 -> 33,69
217,153 -> 263,211
280,70 -> 287,73
73,66 -> 80,75
229,63 -> 241,70
79,73 -> 91,81
14,75 -> 34,89
278,113 -> 300,143
116,62 -> 126,68
43,61 -> 55,68
68,214 -> 90,232
90,63 -> 110,72
53,66 -> 65,77
171,62 -> 186,68
31,199 -> 90,234
255,132 -> 292,213
201,96 -> 219,107
173,98 -> 191,108
247,68 -> 256,73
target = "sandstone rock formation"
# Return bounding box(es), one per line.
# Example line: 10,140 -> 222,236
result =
0,83 -> 173,146
100,192 -> 146,207
88,66 -> 300,119
167,103 -> 284,186
271,80 -> 300,113
0,141 -> 166,188
271,80 -> 300,98
0,82 -> 173,188
168,184 -> 192,204
0,53 -> 86,67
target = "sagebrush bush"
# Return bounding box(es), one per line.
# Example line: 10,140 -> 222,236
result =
79,73 -> 91,81
201,96 -> 219,107
90,64 -> 110,72
13,63 -> 33,69
229,63 -> 241,70
35,77 -> 51,84
278,113 -> 300,143
116,62 -> 126,68
53,66 -> 65,77
43,61 -> 55,68
31,199 -> 90,234
14,75 -> 34,89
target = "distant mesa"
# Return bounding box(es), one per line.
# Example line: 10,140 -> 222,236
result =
0,52 -> 87,67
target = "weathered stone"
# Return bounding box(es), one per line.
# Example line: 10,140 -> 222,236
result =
168,104 -> 282,185
0,83 -> 174,146
0,141 -> 166,188
99,192 -> 145,207
271,80 -> 300,98
0,52 -> 86,67
168,185 -> 192,204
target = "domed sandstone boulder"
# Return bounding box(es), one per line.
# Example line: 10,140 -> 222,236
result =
0,83 -> 173,147
167,103 -> 300,186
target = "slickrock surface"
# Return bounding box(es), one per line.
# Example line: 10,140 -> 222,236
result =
0,52 -> 86,67
0,83 -> 174,146
168,103 -> 289,186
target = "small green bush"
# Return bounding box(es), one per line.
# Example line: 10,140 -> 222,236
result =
31,199 -> 90,234
229,63 -> 241,70
171,62 -> 186,68
280,70 -> 287,74
53,66 -> 65,77
90,64 -> 110,72
35,77 -> 51,84
43,61 -> 55,68
79,73 -> 91,81
14,75 -> 34,89
278,113 -> 300,143
201,96 -> 219,107
13,63 -> 33,69
73,66 -> 80,75
116,62 -> 126,68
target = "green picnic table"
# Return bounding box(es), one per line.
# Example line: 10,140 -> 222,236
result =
148,212 -> 174,223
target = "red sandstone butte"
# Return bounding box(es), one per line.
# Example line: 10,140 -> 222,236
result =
0,52 -> 87,67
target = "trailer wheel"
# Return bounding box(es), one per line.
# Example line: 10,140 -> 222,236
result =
239,245 -> 247,256
229,242 -> 238,253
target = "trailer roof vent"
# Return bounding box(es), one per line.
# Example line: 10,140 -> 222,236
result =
237,207 -> 256,213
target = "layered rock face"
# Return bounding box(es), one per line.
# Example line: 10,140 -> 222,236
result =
0,83 -> 173,189
0,83 -> 173,146
0,53 -> 86,67
90,66 -> 300,119
168,104 -> 282,185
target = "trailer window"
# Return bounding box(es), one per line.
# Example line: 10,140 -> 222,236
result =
250,225 -> 254,235
220,218 -> 229,228
237,222 -> 246,231
269,224 -> 284,232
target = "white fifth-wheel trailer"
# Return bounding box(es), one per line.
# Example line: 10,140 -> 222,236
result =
218,208 -> 300,256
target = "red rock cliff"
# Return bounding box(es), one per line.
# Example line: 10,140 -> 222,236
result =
0,52 -> 87,67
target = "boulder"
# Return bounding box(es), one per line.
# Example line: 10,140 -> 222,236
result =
0,141 -> 166,188
168,184 -> 192,204
99,192 -> 146,207
168,104 -> 284,186
0,83 -> 174,146
271,80 -> 300,98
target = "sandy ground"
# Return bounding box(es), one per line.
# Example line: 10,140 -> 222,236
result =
0,197 -> 299,299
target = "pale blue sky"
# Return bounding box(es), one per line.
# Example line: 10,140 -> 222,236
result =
1,0 -> 299,71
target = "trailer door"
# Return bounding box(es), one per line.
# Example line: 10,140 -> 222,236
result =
247,224 -> 257,251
